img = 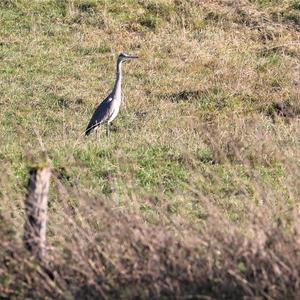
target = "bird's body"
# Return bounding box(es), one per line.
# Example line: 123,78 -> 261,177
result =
85,53 -> 138,136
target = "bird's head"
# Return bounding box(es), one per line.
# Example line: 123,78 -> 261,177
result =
118,53 -> 138,62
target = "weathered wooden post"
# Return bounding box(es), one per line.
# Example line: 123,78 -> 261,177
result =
24,166 -> 51,261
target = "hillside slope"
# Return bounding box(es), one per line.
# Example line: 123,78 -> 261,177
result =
0,0 -> 300,299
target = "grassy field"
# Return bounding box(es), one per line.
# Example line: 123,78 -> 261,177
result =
0,0 -> 300,299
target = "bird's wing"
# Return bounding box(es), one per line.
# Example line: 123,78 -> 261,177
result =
85,95 -> 114,136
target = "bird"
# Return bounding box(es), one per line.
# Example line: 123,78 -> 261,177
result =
85,53 -> 138,137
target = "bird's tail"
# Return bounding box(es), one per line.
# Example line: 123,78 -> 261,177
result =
85,121 -> 100,136
85,126 -> 93,136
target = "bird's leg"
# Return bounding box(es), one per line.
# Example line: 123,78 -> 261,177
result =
96,128 -> 99,143
106,123 -> 110,138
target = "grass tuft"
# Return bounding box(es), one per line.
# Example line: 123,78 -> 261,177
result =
0,0 -> 299,298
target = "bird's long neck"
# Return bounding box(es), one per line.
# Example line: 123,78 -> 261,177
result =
112,59 -> 122,99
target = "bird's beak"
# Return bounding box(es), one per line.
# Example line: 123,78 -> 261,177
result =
127,55 -> 138,59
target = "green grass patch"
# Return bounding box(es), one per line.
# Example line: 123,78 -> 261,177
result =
134,146 -> 188,192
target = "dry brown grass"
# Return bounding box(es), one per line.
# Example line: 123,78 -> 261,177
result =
0,0 -> 300,298
1,180 -> 300,299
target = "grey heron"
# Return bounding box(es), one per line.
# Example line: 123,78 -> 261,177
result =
85,53 -> 138,137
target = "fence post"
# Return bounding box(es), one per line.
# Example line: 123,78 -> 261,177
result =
24,166 -> 51,261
